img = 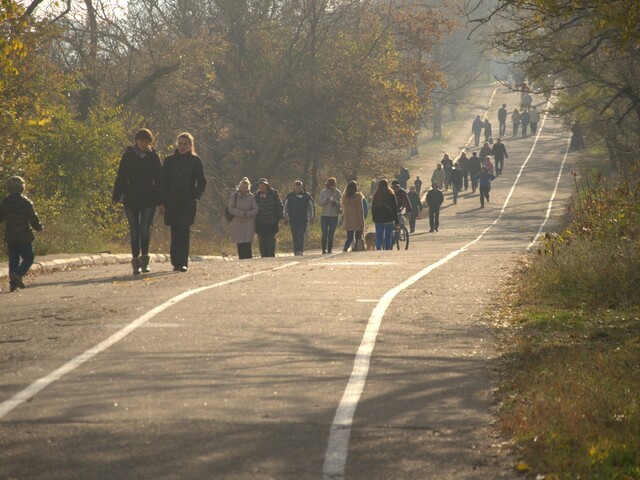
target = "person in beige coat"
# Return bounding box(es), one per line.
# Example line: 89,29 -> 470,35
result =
340,180 -> 365,252
228,177 -> 259,259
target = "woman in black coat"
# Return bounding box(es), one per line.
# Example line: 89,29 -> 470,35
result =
112,128 -> 163,274
160,132 -> 207,272
254,178 -> 284,257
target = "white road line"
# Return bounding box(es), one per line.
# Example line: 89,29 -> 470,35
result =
526,134 -> 573,251
322,100 -> 569,479
0,262 -> 299,420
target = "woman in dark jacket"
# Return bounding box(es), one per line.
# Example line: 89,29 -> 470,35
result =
161,132 -> 207,272
112,128 -> 163,274
371,179 -> 398,250
254,178 -> 284,258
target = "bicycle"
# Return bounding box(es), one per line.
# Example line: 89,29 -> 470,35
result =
393,212 -> 410,250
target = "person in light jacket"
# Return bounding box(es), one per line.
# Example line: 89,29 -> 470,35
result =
340,180 -> 365,252
317,177 -> 342,254
228,177 -> 259,260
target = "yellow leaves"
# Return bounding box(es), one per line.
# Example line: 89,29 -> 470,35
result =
516,461 -> 531,472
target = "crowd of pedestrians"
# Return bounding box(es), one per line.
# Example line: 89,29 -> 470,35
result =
1,95 -> 541,288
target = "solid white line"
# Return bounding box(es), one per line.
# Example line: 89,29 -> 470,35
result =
526,134 -> 573,251
322,100 -> 569,479
0,262 -> 299,420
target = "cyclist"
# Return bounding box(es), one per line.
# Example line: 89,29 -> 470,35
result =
391,180 -> 413,221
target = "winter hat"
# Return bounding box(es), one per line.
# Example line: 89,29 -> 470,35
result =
257,178 -> 269,186
7,176 -> 25,194
391,180 -> 400,187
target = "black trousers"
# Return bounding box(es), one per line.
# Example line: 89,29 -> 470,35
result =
170,221 -> 191,268
237,242 -> 252,260
429,207 -> 440,231
258,233 -> 276,257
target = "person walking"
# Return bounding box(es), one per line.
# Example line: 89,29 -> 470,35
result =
371,179 -> 398,250
498,103 -> 507,137
0,176 -> 43,291
482,155 -> 495,176
407,185 -> 422,233
425,182 -> 444,232
471,115 -> 483,147
492,138 -> 508,177
529,106 -> 541,135
254,178 -> 284,258
450,163 -> 463,205
440,153 -> 454,190
458,151 -> 470,190
397,166 -> 410,189
283,180 -> 314,256
161,132 -> 207,273
521,109 -> 530,138
469,151 -> 482,193
431,163 -> 445,191
479,142 -> 492,162
476,166 -> 496,208
228,177 -> 259,260
511,108 -> 521,137
317,177 -> 342,254
414,176 -> 423,195
112,128 -> 163,275
340,181 -> 365,252
483,118 -> 492,143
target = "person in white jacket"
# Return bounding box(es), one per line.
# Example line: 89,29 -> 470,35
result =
316,177 -> 342,254
228,177 -> 259,259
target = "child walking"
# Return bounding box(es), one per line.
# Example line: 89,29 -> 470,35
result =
0,176 -> 43,291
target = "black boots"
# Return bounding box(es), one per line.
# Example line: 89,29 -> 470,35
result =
131,257 -> 141,275
139,255 -> 151,273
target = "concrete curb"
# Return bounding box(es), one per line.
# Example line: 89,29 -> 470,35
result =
0,252 -> 233,279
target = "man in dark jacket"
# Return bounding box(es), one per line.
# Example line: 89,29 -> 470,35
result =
472,115 -> 484,146
0,176 -> 43,291
283,181 -> 314,256
458,152 -> 471,190
407,185 -> 422,233
425,182 -> 444,232
255,178 -> 284,257
491,138 -> 508,177
469,152 -> 482,192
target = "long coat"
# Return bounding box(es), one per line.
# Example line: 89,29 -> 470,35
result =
228,190 -> 259,244
341,192 -> 365,231
162,151 -> 207,226
431,168 -> 445,190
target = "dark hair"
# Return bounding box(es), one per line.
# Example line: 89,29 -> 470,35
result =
134,128 -> 154,142
345,180 -> 357,198
372,179 -> 394,207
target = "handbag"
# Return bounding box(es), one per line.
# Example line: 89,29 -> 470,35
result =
225,192 -> 238,222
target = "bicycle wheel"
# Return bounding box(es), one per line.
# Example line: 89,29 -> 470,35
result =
400,225 -> 410,250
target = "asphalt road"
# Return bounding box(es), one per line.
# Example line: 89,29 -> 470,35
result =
0,86 -> 575,479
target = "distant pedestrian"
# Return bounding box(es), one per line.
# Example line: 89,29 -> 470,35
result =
483,118 -> 492,143
283,180 -> 314,256
112,128 -> 163,275
440,153 -> 453,190
482,155 -> 495,176
450,163 -> 463,205
511,108 -> 521,137
255,178 -> 284,258
491,138 -> 508,176
425,182 -> 444,232
431,163 -> 445,191
521,92 -> 532,111
469,152 -> 482,193
521,109 -> 530,137
341,181 -> 365,252
371,179 -> 398,250
228,177 -> 259,260
397,166 -> 410,189
407,185 -> 422,233
476,166 -> 495,208
529,106 -> 541,135
414,176 -> 423,195
479,142 -> 492,162
498,103 -> 507,137
0,176 -> 43,292
317,177 -> 342,254
458,152 -> 470,190
472,115 -> 483,147
161,132 -> 207,273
